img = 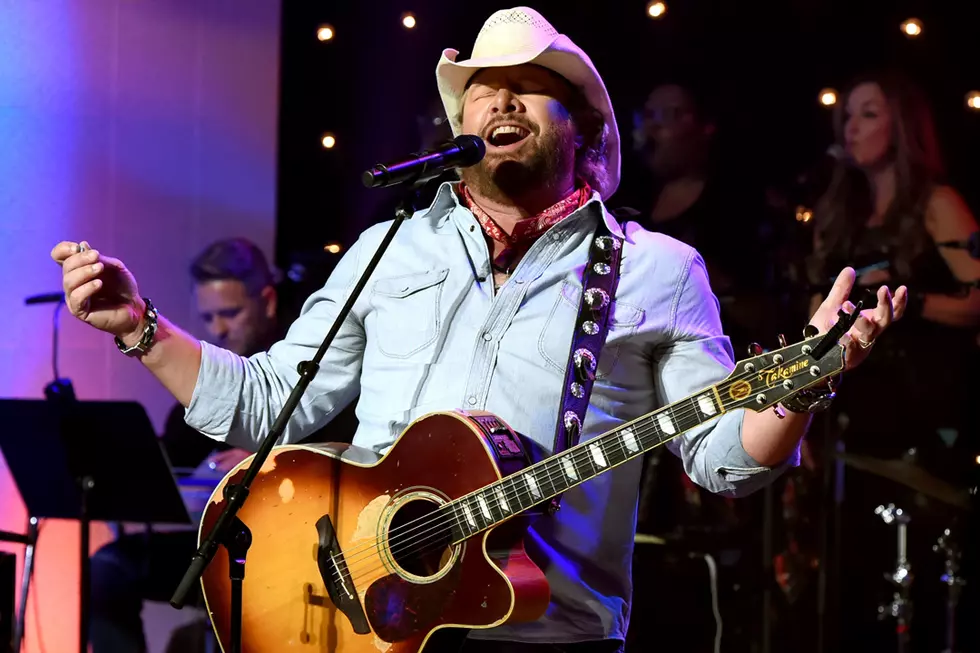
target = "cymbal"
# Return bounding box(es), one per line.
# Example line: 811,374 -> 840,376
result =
836,453 -> 971,510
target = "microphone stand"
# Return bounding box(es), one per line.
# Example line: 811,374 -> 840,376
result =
170,182 -> 427,653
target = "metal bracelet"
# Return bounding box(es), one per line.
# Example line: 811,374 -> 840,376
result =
781,374 -> 839,414
114,297 -> 158,357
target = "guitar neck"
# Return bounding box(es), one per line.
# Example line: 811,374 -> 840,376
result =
441,338 -> 840,544
443,384 -> 734,544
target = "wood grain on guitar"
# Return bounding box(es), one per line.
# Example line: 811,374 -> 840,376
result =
198,339 -> 844,652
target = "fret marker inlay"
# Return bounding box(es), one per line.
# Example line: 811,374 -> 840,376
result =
589,443 -> 607,468
461,503 -> 476,529
476,494 -> 492,520
622,427 -> 640,453
495,487 -> 510,513
657,413 -> 676,435
697,394 -> 717,416
525,473 -> 541,499
561,457 -> 578,481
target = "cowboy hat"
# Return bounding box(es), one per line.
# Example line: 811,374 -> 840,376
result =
435,7 -> 621,199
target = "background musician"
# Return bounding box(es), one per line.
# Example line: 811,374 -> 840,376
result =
89,238 -> 277,653
806,70 -> 980,650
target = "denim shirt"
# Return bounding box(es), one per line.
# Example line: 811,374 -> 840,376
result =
185,182 -> 794,643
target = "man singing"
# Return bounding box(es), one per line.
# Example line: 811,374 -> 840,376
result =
53,8 -> 905,652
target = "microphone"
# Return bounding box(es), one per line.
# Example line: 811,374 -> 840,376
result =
936,232 -> 980,260
25,292 -> 65,305
362,135 -> 485,189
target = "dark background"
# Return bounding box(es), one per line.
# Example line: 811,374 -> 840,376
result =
274,0 -> 980,270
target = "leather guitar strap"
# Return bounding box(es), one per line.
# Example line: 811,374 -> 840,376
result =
547,214 -> 623,514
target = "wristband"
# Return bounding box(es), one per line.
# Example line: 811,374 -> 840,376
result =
115,297 -> 158,357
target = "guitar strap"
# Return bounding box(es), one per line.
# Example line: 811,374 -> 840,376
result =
547,210 -> 624,515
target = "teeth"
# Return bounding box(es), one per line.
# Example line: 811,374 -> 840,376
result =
491,125 -> 529,140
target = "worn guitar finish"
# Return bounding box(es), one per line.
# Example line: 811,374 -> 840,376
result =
199,411 -> 549,653
199,337 -> 845,652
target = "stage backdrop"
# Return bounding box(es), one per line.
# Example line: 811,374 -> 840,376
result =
0,1 -> 281,651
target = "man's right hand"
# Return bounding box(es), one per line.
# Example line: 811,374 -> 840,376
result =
51,241 -> 146,344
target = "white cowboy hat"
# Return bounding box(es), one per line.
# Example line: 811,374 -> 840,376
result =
435,6 -> 621,199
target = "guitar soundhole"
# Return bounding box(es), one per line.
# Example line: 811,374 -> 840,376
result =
387,497 -> 455,579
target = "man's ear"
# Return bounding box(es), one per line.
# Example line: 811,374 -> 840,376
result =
260,285 -> 277,320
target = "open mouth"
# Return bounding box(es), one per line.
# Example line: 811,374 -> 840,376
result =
487,125 -> 531,148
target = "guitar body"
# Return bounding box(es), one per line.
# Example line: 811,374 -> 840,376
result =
199,411 -> 550,653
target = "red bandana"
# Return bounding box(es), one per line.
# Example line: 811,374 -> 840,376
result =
459,182 -> 593,273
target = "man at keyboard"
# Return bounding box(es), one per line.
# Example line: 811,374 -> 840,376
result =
89,238 -> 278,653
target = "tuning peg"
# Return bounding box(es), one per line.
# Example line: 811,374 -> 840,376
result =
803,324 -> 819,339
777,333 -> 788,348
747,342 -> 764,356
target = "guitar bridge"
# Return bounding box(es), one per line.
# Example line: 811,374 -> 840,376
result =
315,514 -> 370,634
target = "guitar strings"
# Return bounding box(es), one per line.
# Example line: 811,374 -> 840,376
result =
331,348 -> 828,589
330,347 -> 825,585
329,348 -> 830,586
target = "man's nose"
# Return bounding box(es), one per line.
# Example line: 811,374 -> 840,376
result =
490,88 -> 524,115
207,319 -> 228,340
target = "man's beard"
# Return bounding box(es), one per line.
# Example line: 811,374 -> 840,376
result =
461,126 -> 576,202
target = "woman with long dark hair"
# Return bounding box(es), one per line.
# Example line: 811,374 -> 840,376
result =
809,71 -> 980,651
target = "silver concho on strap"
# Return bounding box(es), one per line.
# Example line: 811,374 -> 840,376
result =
563,411 -> 582,434
593,262 -> 611,275
594,235 -> 621,252
573,348 -> 597,375
570,382 -> 585,398
581,320 -> 599,335
584,288 -> 610,310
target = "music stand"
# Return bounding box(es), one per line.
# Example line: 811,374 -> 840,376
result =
0,399 -> 191,653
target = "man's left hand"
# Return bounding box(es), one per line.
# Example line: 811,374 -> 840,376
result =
809,267 -> 908,372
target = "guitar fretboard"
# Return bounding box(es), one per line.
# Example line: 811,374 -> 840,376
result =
440,386 -> 732,543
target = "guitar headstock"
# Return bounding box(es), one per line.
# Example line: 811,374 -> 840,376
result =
718,336 -> 845,412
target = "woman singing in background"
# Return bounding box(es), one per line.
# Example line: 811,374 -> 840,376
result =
808,70 -> 980,651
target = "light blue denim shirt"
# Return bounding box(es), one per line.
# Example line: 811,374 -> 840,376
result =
185,182 -> 795,643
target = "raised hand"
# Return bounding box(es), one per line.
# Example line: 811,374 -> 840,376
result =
808,267 -> 908,372
50,241 -> 146,342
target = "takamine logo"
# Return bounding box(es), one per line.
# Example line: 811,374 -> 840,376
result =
759,360 -> 811,388
728,380 -> 751,401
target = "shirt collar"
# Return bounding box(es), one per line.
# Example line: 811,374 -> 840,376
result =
417,180 -> 624,241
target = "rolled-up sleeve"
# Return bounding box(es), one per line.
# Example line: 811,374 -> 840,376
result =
183,237 -> 368,450
656,250 -> 797,497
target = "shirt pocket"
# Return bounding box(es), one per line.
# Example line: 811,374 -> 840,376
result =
370,268 -> 450,359
537,280 -> 644,379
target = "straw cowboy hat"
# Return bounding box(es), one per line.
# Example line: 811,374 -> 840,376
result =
435,6 -> 621,199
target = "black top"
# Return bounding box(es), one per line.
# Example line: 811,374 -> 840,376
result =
629,177 -> 790,356
161,403 -> 231,469
819,213 -> 977,475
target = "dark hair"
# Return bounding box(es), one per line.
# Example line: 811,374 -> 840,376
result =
811,71 -> 945,279
189,238 -> 274,297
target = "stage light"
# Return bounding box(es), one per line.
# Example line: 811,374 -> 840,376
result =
795,206 -> 813,223
646,1 -> 666,18
324,242 -> 343,254
402,13 -> 417,29
321,133 -> 337,149
967,91 -> 980,111
900,18 -> 922,38
819,88 -> 838,107
317,25 -> 335,42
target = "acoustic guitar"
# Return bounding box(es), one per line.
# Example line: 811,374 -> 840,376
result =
198,336 -> 843,652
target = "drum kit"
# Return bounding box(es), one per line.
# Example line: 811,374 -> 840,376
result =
836,448 -> 974,653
